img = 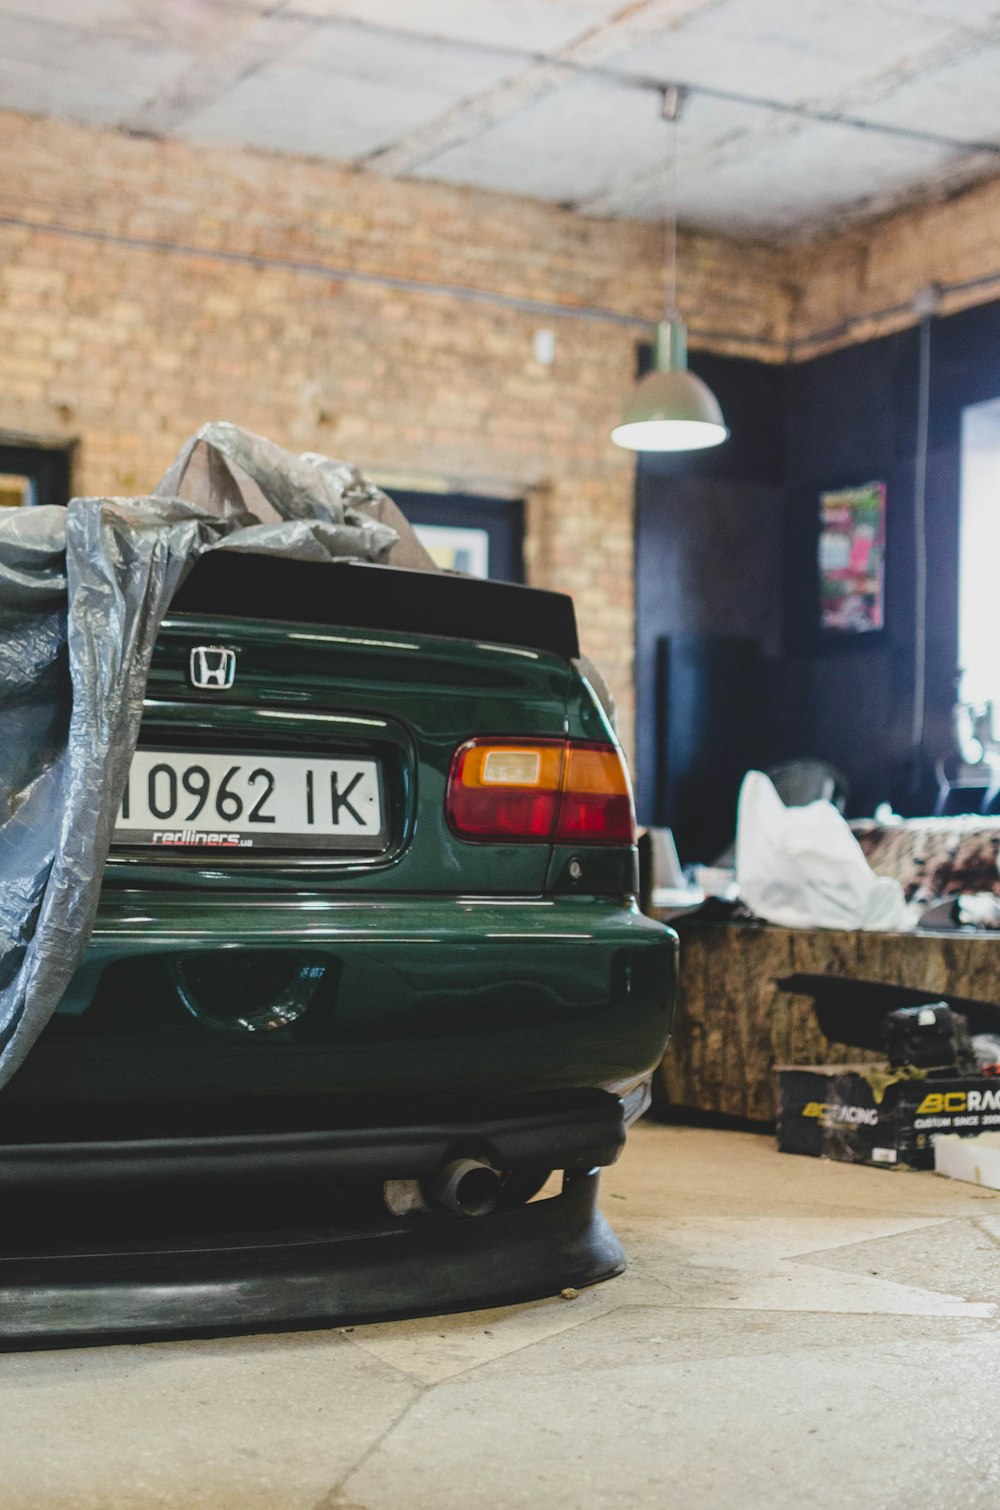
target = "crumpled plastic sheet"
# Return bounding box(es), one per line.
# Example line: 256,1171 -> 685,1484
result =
0,421 -> 436,1089
735,770 -> 914,932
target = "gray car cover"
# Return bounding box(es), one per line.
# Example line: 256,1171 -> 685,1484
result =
0,421 -> 436,1089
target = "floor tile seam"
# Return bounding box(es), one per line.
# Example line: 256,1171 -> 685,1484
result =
389,1303 -> 999,1387
733,1269 -> 1000,1316
357,1300 -> 630,1385
388,1325 -> 1000,1391
623,1239 -> 962,1271
973,1217 -> 1000,1249
612,1298 -> 999,1321
776,1214 -> 968,1264
315,1343 -> 580,1495
310,1386 -> 426,1510
623,1213 -> 971,1236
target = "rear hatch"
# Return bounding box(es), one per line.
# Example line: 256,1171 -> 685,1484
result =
104,554 -> 582,898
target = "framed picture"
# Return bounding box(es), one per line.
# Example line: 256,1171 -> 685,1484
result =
391,491 -> 524,583
0,441 -> 73,507
818,481 -> 886,635
0,473 -> 33,508
413,523 -> 491,578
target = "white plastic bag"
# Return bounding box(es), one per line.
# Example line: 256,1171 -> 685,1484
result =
735,771 -> 913,931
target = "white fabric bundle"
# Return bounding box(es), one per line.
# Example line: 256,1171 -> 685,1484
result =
735,771 -> 913,932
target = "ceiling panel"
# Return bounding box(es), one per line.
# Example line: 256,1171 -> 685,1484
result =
879,0 -> 1000,23
655,122 -> 957,234
0,10 -> 195,124
0,0 -> 275,42
276,19 -> 521,94
177,19 -> 519,160
412,75 -> 761,206
859,40 -> 1000,145
601,0 -> 955,105
0,0 -> 998,239
0,0 -> 137,22
286,0 -> 629,55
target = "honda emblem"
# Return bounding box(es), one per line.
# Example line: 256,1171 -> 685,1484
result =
189,645 -> 237,691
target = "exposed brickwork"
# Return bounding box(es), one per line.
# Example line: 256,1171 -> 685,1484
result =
791,173 -> 1000,357
0,109 -> 794,754
4,108 -> 997,745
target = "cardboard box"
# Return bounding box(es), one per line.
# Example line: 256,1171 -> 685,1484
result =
935,1132 -> 1000,1190
775,1064 -> 1000,1170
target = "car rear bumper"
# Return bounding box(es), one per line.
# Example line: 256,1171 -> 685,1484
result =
0,1085 -> 644,1197
0,896 -> 670,1350
2,897 -> 677,1134
0,1089 -> 643,1352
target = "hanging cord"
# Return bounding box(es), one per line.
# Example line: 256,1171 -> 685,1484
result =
661,86 -> 687,322
910,288 -> 937,765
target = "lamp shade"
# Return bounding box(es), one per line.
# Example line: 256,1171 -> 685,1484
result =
612,318 -> 728,453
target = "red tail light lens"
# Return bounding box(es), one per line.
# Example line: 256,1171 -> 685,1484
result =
557,744 -> 636,844
447,738 -> 636,845
447,739 -> 563,838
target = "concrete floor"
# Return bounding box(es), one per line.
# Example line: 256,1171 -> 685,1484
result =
3,1121 -> 1000,1510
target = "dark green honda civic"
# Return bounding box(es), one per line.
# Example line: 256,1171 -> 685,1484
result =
0,552 -> 676,1346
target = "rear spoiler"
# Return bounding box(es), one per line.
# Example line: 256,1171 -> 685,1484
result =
169,553 -> 580,659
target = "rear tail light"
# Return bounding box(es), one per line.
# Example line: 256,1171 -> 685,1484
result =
447,738 -> 636,845
557,744 -> 636,843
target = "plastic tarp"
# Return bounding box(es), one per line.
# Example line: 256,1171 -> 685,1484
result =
0,421 -> 436,1089
735,770 -> 914,932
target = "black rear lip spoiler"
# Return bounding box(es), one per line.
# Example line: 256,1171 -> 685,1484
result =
169,554 -> 580,660
0,1169 -> 625,1352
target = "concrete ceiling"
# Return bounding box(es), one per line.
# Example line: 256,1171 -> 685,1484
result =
2,0 -> 1000,238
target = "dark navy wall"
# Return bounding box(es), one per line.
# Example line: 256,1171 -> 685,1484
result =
633,350 -> 784,825
634,298 -> 1000,833
777,326 -> 924,817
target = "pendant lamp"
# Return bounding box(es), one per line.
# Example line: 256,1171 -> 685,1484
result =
612,87 -> 728,453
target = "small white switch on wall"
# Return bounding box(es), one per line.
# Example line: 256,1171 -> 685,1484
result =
533,328 -> 556,365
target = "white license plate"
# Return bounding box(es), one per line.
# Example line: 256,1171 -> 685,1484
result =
114,750 -> 386,852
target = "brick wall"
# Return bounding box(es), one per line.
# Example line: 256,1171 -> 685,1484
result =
791,173 -> 1000,357
3,106 -> 1000,749
0,110 -> 796,750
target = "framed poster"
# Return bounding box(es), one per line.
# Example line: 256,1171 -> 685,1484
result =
0,442 -> 73,507
0,473 -> 33,508
391,491 -> 524,583
413,523 -> 490,578
818,481 -> 886,634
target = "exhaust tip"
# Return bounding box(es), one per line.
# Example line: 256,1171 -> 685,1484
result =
428,1158 -> 502,1217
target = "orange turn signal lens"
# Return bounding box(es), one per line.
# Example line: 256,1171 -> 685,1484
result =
446,738 -> 635,845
